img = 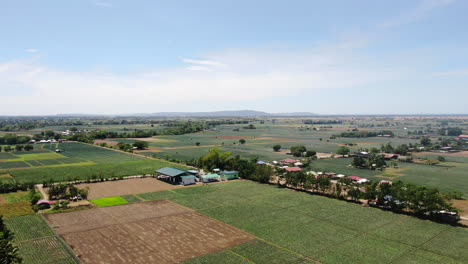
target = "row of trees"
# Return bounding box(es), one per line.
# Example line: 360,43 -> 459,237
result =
0,183 -> 34,194
352,154 -> 387,170
0,145 -> 34,152
338,130 -> 394,138
279,172 -> 460,223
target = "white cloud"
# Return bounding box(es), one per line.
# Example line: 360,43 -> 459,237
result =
379,0 -> 456,28
0,44 -> 406,115
25,49 -> 39,53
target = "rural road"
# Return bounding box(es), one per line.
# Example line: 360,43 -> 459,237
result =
36,184 -> 49,200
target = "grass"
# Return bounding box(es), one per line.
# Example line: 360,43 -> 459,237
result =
0,191 -> 30,203
0,173 -> 15,183
134,180 -> 468,264
0,201 -> 35,218
6,214 -> 78,264
120,194 -> 142,203
9,159 -> 189,184
90,196 -> 129,207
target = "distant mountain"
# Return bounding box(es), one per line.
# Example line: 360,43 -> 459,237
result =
134,110 -> 317,117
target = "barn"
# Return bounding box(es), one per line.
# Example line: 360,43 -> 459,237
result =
155,167 -> 195,185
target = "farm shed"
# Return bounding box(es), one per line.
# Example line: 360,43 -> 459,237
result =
200,173 -> 221,183
221,171 -> 239,180
155,167 -> 191,185
181,175 -> 196,185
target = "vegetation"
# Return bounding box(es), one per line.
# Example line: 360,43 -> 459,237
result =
90,196 -> 128,207
0,215 -> 22,264
135,181 -> 468,264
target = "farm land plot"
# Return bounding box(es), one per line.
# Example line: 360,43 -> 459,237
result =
44,200 -> 254,264
74,177 -> 180,199
127,180 -> 468,264
5,214 -> 78,264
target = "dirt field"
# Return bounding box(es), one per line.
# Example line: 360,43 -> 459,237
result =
73,178 -> 180,199
44,200 -> 254,264
93,139 -> 120,146
418,151 -> 468,157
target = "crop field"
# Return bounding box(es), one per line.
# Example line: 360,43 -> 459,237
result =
124,180 -> 468,264
0,201 -> 35,218
90,196 -> 129,207
74,177 -> 180,199
1,142 -> 190,184
43,200 -> 254,264
5,215 -> 78,264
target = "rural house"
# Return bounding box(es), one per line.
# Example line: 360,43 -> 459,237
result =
221,171 -> 239,180
280,158 -> 299,166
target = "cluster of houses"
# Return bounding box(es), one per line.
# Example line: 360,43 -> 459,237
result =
155,167 -> 239,185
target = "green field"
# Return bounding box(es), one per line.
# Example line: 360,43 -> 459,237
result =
130,180 -> 468,264
5,215 -> 78,264
1,142 -> 190,184
90,196 -> 128,207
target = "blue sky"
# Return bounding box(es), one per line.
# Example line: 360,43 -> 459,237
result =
0,0 -> 467,115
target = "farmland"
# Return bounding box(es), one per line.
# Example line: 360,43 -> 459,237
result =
5,214 -> 78,264
43,200 -> 254,264
97,117 -> 468,195
125,180 -> 467,264
0,142 -> 190,184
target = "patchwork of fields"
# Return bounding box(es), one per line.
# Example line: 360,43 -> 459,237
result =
0,142 -> 189,184
125,181 -> 468,264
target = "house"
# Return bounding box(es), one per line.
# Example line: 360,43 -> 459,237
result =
280,158 -> 299,165
285,167 -> 302,172
383,154 -> 400,160
256,161 -> 267,165
294,162 -> 303,167
348,176 -> 364,181
221,171 -> 239,180
155,167 -> 194,185
200,173 -> 221,183
379,180 -> 392,185
458,135 -> 468,141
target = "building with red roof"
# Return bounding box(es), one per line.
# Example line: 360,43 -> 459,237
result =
347,176 -> 364,181
280,158 -> 299,165
285,167 -> 302,172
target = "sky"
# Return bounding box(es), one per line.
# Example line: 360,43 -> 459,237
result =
0,0 -> 467,115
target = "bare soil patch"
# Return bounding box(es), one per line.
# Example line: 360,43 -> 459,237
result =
256,136 -> 299,142
128,137 -> 177,143
93,139 -> 120,146
73,178 -> 180,199
44,200 -> 254,264
209,135 -> 246,140
418,151 -> 468,158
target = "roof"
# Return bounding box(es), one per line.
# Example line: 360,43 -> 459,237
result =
281,158 -> 299,163
459,135 -> 468,138
186,170 -> 199,174
256,161 -> 266,164
348,176 -> 364,181
223,170 -> 239,174
156,167 -> 188,177
180,175 -> 196,179
36,200 -> 55,205
285,167 -> 302,172
201,173 -> 220,178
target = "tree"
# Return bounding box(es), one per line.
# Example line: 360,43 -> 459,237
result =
239,139 -> 246,144
421,137 -> 431,146
305,150 -> 317,158
0,215 -> 22,264
336,146 -> 350,157
23,145 -> 33,151
437,155 -> 446,162
14,145 -> 23,151
195,142 -> 200,146
253,164 -> 275,183
132,141 -> 149,150
198,147 -> 232,170
290,145 -> 307,157
272,144 -> 281,152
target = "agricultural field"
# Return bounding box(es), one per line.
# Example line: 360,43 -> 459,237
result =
74,177 -> 180,199
119,180 -> 468,264
43,200 -> 254,264
5,214 -> 78,264
99,117 -> 468,196
89,196 -> 129,207
1,142 -> 190,184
